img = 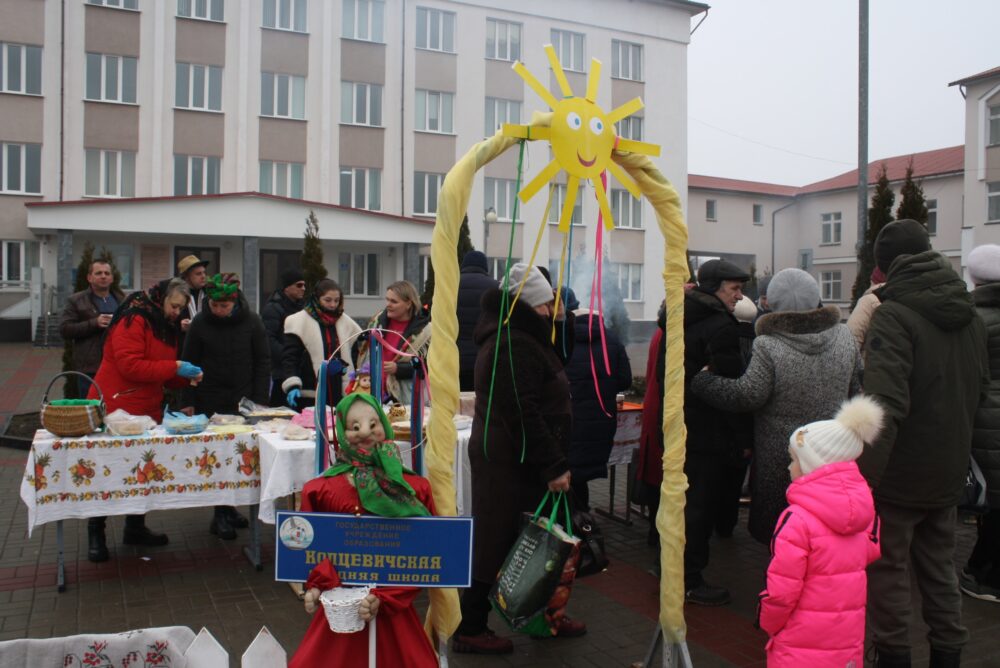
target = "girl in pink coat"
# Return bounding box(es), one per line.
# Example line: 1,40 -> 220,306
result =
759,396 -> 883,667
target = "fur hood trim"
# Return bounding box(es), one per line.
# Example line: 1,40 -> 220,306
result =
755,305 -> 841,337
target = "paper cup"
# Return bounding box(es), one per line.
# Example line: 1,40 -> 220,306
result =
320,587 -> 370,633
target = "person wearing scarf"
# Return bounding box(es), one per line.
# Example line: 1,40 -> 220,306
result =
281,279 -> 362,408
181,273 -> 269,540
289,392 -> 437,668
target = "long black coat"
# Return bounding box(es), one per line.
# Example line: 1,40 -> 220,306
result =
456,266 -> 498,391
181,295 -> 270,415
468,289 -> 571,583
261,289 -> 303,383
565,313 -> 632,482
973,282 -> 1000,508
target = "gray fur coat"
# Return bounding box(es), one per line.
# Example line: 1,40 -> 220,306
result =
690,305 -> 863,544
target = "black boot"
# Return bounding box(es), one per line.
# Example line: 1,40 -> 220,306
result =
874,648 -> 912,668
122,515 -> 169,546
210,506 -> 236,540
87,517 -> 108,563
929,647 -> 961,668
223,506 -> 249,529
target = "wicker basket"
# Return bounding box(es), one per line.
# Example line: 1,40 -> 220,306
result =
320,586 -> 370,633
40,371 -> 106,437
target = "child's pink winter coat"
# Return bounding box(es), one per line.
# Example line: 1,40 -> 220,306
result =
759,461 -> 880,667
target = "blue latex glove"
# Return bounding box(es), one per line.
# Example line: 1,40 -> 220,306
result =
286,388 -> 301,408
177,361 -> 203,379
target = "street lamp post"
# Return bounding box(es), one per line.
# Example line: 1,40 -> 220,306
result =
483,206 -> 497,276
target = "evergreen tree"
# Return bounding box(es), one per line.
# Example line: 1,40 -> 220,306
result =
300,210 -> 327,293
420,215 -> 475,309
850,163 -> 894,310
62,242 -> 97,398
895,159 -> 929,226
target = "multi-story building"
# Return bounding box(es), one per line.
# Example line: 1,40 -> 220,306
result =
0,0 -> 708,341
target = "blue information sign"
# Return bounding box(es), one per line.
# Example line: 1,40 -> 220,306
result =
275,511 -> 474,588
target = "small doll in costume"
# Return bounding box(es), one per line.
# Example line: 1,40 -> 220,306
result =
345,361 -> 373,396
289,392 -> 438,668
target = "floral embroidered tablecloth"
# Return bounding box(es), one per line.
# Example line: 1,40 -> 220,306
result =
20,428 -> 262,536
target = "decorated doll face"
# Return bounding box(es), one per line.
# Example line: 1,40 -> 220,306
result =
344,401 -> 385,450
357,373 -> 372,392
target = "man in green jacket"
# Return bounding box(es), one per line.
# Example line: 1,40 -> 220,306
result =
859,219 -> 989,668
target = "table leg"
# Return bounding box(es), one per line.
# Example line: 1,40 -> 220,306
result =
242,503 -> 263,571
56,520 -> 66,593
595,464 -> 634,526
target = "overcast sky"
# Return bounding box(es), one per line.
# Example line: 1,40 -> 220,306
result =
686,0 -> 1000,187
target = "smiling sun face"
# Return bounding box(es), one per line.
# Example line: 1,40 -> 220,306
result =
502,44 -> 660,232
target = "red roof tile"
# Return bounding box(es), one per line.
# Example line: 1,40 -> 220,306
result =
688,175 -> 798,198
797,145 -> 964,195
949,65 -> 1000,87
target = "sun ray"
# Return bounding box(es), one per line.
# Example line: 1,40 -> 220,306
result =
593,173 -> 615,231
608,160 -> 641,200
585,59 -> 602,103
559,176 -> 581,233
606,97 -> 644,125
615,138 -> 661,157
545,45 -> 574,98
501,124 -> 551,141
518,159 -> 563,203
513,61 -> 560,111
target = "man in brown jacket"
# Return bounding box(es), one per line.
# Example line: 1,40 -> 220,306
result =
59,260 -> 124,396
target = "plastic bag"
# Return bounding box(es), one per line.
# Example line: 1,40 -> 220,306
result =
209,413 -> 247,425
162,411 -> 209,435
238,397 -> 297,419
104,409 -> 156,436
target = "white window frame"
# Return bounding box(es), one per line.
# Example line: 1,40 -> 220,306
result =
485,97 -> 521,137
261,72 -> 305,120
0,42 -> 43,95
489,257 -> 520,281
989,183 -> 1000,223
611,188 -> 642,229
338,251 -> 380,297
752,203 -> 763,226
174,154 -> 221,196
616,116 -> 643,141
340,81 -> 382,127
414,172 -> 444,216
550,29 -> 585,72
415,89 -> 454,134
0,142 -> 42,195
485,18 -> 521,62
821,212 -> 842,244
990,105 -> 1000,147
85,149 -> 135,198
821,271 -> 842,301
177,0 -> 223,21
260,160 -> 303,199
1,240 -> 26,285
484,177 -> 516,222
611,40 -> 642,82
416,7 -> 456,53
926,198 -> 937,236
342,0 -> 384,43
101,243 -> 135,290
340,167 -> 381,211
613,263 -> 643,302
85,53 -> 137,104
87,0 -> 139,10
548,184 -> 583,226
176,62 -> 222,112
706,199 -> 717,221
262,0 -> 307,32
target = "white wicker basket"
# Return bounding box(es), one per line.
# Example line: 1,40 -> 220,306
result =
320,587 -> 370,633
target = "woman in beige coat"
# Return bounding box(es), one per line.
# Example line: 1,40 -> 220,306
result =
846,267 -> 886,352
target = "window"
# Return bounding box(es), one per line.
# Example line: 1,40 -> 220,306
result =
338,252 -> 380,297
706,199 -> 717,221
611,40 -> 642,81
821,212 -> 842,244
102,243 -> 135,289
174,246 -> 219,281
261,72 -> 305,120
485,97 -> 521,136
616,116 -> 643,141
550,29 -> 584,72
752,203 -> 763,226
415,90 -> 453,133
87,0 -> 139,9
798,249 -> 813,271
85,53 -> 137,103
85,149 -> 135,198
548,184 -> 583,226
484,177 -> 516,221
262,0 -> 306,32
260,161 -> 303,199
611,188 -> 641,228
485,18 -> 521,61
176,62 -> 222,111
1,42 -> 42,95
340,82 -> 382,126
414,172 -> 444,216
990,105 -> 1000,146
340,167 -> 381,210
174,154 -> 220,195
489,257 -> 520,281
0,142 -> 41,195
821,271 -> 842,301
926,199 -> 937,236
177,0 -> 223,20
416,7 -> 455,53
613,263 -> 643,301
989,183 -> 1000,223
342,0 -> 384,42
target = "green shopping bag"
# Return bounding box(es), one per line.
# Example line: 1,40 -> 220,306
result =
489,492 -> 581,637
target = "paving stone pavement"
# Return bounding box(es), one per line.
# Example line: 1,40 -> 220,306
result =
2,343 -> 999,666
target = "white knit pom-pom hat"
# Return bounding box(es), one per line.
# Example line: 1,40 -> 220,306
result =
789,396 -> 884,475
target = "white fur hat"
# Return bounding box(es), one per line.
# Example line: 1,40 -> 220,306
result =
790,396 -> 884,475
967,244 -> 1000,286
733,296 -> 758,323
503,263 -> 554,307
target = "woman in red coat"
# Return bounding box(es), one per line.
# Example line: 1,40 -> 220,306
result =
86,278 -> 204,562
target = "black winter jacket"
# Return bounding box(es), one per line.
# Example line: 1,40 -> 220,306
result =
971,282 -> 1000,509
261,290 -> 303,381
456,266 -> 498,391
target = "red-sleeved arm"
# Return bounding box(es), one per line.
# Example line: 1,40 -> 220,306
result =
370,586 -> 420,614
305,558 -> 343,592
759,509 -> 809,637
112,319 -> 179,384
